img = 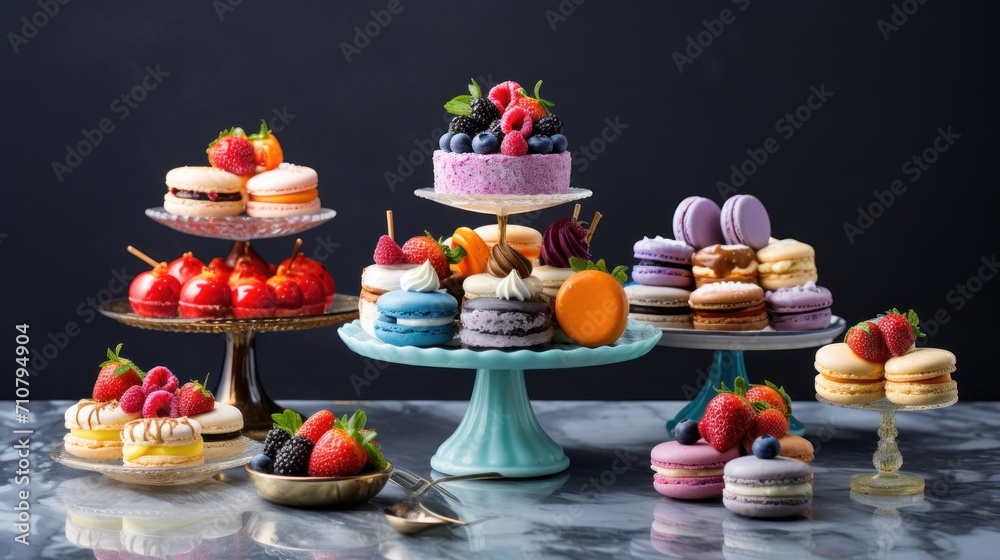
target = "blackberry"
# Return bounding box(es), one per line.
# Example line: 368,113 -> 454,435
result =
262,429 -> 291,460
272,435 -> 313,476
488,119 -> 505,143
469,98 -> 500,130
535,115 -> 563,137
449,115 -> 479,136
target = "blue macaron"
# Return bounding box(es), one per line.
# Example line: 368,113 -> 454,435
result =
374,290 -> 457,347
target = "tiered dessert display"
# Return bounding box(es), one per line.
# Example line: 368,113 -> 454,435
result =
99,124 -> 359,439
339,79 -> 662,477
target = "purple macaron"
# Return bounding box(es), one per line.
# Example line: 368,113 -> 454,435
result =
721,195 -> 771,250
632,236 -> 695,288
673,196 -> 725,250
764,281 -> 832,331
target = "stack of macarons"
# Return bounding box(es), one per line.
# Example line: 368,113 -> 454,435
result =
625,236 -> 695,329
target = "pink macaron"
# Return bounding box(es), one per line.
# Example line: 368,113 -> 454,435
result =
651,439 -> 740,500
672,196 -> 724,250
721,194 -> 771,250
245,163 -> 321,218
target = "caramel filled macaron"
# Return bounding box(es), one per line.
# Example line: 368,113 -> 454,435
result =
756,239 -> 818,290
689,281 -> 767,331
692,244 -> 758,287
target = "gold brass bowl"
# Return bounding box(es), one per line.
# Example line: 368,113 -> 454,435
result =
245,462 -> 392,507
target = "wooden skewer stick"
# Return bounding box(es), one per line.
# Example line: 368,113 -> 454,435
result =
386,210 -> 395,241
127,245 -> 161,268
289,238 -> 303,264
496,214 -> 508,244
586,212 -> 602,244
572,204 -> 581,221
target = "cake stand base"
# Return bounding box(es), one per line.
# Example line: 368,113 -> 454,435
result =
665,350 -> 806,436
431,369 -> 569,478
215,328 -> 287,441
850,472 -> 925,495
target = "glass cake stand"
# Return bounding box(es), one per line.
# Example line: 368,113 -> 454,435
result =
659,316 -> 847,436
339,320 -> 661,477
817,395 -> 957,495
100,297 -> 359,440
413,188 -> 591,215
145,207 -> 337,240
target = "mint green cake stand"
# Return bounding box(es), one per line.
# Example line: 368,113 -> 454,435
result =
339,320 -> 661,478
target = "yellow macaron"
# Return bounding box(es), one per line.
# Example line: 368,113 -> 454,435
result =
814,343 -> 885,404
474,224 -> 543,261
884,348 -> 958,406
756,239 -> 818,290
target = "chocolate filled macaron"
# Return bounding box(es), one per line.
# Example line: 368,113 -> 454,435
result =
163,166 -> 247,217
189,402 -> 245,460
460,270 -> 553,348
631,236 -> 695,288
689,282 -> 768,331
625,284 -> 693,329
692,244 -> 759,287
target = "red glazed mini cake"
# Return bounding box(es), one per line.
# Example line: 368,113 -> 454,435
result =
433,79 -> 571,195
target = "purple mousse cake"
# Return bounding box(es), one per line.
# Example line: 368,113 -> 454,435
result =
435,77 -> 572,195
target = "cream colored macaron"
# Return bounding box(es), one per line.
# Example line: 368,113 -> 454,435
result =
814,343 -> 885,404
756,238 -> 818,290
474,224 -> 543,261
245,163 -> 320,218
164,166 -> 247,217
121,417 -> 204,467
189,403 -> 245,460
462,272 -> 542,300
64,399 -> 140,460
531,265 -> 574,302
884,348 -> 958,405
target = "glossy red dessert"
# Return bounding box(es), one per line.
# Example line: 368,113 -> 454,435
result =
166,252 -> 205,286
129,263 -> 181,318
231,280 -> 277,319
179,269 -> 231,318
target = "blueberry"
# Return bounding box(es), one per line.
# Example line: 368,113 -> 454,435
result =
251,453 -> 273,473
752,434 -> 781,459
439,132 -> 455,152
449,133 -> 473,153
528,135 -> 553,154
672,418 -> 700,445
550,134 -> 568,153
472,132 -> 500,154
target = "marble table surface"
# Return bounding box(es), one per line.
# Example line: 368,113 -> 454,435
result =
2,400 -> 998,560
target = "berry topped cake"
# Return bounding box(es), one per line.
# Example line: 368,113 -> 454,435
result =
434,79 -> 571,195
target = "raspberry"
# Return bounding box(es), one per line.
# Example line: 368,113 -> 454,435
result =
142,390 -> 174,418
501,130 -> 529,156
143,366 -> 179,394
119,385 -> 146,414
501,107 -> 532,137
373,235 -> 405,265
169,398 -> 180,418
488,81 -> 522,112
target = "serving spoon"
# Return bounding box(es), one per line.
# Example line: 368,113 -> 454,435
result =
383,472 -> 503,535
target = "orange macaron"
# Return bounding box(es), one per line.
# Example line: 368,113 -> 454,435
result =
554,270 -> 629,347
884,348 -> 958,406
813,343 -> 885,404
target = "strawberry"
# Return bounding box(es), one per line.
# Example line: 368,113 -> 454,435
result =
175,374 -> 216,417
745,380 -> 792,418
698,377 -> 755,453
500,106 -> 533,137
373,235 -> 405,265
401,232 -> 466,280
307,410 -> 386,477
93,344 -> 145,401
296,410 -> 336,444
487,80 -> 523,112
845,320 -> 890,362
508,80 -> 554,121
500,130 -> 529,156
752,407 -> 789,439
877,308 -> 924,356
207,127 -> 256,176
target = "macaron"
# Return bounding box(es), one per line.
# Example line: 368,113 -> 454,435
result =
474,224 -> 543,262
121,417 -> 204,468
884,348 -> 958,406
359,264 -> 418,336
625,284 -> 693,329
756,239 -> 818,290
531,265 -> 575,303
164,166 -> 247,217
764,281 -> 833,331
689,282 -> 768,331
722,514 -> 815,557
462,272 -> 542,300
691,244 -> 758,287
459,297 -> 554,348
63,399 -> 140,460
554,270 -> 630,347
723,455 -> 813,518
673,196 -> 724,249
631,236 -> 695,288
245,163 -> 320,218
64,511 -> 123,552
649,500 -> 725,558
374,290 -> 458,346
188,402 -> 245,460
813,343 -> 885,404
721,195 -> 771,250
777,435 -> 815,465
651,439 -> 740,499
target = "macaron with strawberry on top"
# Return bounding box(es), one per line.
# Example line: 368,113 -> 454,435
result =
180,375 -> 246,460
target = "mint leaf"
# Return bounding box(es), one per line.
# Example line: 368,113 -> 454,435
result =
569,256 -> 588,272
444,95 -> 473,115
272,409 -> 303,436
468,78 -> 482,99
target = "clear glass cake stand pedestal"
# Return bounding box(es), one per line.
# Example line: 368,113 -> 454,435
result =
658,316 -> 847,436
817,395 -> 957,495
339,320 -> 660,477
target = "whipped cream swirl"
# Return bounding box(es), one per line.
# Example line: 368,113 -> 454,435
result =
399,260 -> 440,292
496,270 -> 532,301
